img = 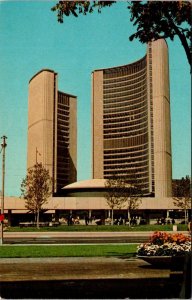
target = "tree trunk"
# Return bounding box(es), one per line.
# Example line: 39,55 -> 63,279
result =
165,11 -> 191,67
111,209 -> 114,225
37,209 -> 40,229
127,209 -> 131,227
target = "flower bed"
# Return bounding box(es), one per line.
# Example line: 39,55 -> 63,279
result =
137,231 -> 191,257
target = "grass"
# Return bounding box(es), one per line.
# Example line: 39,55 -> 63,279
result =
0,244 -> 138,258
6,224 -> 188,232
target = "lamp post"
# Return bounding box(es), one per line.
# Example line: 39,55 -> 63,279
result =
0,135 -> 7,245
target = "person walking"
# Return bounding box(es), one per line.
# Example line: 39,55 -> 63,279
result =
85,215 -> 89,226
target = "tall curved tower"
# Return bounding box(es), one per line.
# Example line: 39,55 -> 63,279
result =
28,69 -> 77,193
92,40 -> 172,197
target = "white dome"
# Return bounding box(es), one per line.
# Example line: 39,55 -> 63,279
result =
62,179 -> 107,190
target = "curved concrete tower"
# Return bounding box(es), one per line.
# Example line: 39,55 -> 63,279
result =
28,69 -> 77,193
92,40 -> 172,197
149,40 -> 172,197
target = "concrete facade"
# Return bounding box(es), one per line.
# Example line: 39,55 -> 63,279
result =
3,196 -> 180,212
28,69 -> 77,193
3,194 -> 183,220
150,41 -> 172,197
2,179 -> 189,224
92,40 -> 172,198
2,179 -> 181,212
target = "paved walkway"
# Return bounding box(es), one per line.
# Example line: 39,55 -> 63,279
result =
4,230 -> 188,238
0,256 -> 185,299
3,230 -> 188,244
0,256 -> 170,282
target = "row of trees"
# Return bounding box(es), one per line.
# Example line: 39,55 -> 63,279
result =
104,176 -> 142,225
20,163 -> 191,227
105,175 -> 191,225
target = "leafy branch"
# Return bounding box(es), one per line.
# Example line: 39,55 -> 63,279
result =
51,1 -> 191,67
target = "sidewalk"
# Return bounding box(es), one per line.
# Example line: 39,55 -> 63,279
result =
0,256 -> 170,281
3,230 -> 188,239
3,230 -> 189,245
0,256 -> 184,299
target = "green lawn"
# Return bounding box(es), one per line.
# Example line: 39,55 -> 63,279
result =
5,224 -> 188,232
0,244 -> 138,258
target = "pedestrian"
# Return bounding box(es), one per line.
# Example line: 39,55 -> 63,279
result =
69,214 -> 73,225
85,215 -> 89,226
67,214 -> 71,226
161,217 -> 165,225
119,217 -> 123,225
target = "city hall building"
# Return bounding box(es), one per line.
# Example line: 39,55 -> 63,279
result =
28,69 -> 77,193
92,39 -> 172,198
3,41 -> 183,226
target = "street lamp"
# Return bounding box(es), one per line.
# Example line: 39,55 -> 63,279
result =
0,135 -> 7,245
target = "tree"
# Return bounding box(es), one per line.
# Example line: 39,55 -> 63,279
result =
120,172 -> 142,226
104,176 -> 142,225
104,176 -> 126,225
172,175 -> 191,224
123,183 -> 142,226
128,1 -> 191,66
51,1 -> 191,67
51,1 -> 115,22
20,163 -> 52,228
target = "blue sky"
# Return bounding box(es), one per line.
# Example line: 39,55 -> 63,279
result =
0,1 -> 191,196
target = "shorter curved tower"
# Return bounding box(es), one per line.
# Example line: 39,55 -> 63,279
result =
92,40 -> 172,197
28,69 -> 77,193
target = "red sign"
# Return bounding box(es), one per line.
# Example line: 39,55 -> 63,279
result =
0,214 -> 5,221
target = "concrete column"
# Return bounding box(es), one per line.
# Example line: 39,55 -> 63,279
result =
151,40 -> 172,197
92,70 -> 104,178
89,210 -> 92,219
108,210 -> 111,218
